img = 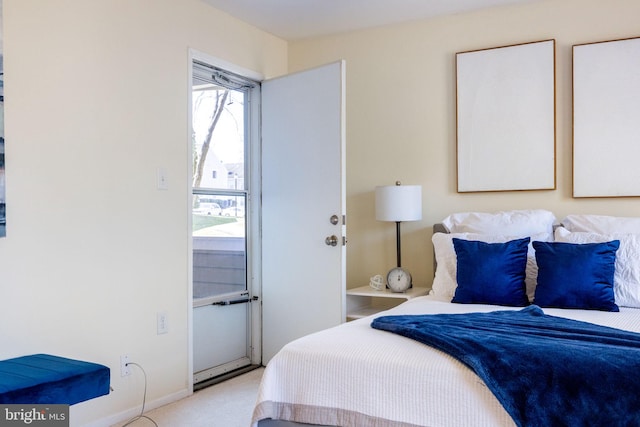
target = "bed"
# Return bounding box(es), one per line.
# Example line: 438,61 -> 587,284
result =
252,211 -> 640,427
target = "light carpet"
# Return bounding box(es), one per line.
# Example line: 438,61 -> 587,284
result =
114,367 -> 264,427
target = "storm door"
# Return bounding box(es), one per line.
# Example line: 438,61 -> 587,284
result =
191,59 -> 259,386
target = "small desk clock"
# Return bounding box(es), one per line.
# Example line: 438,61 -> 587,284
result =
386,267 -> 412,292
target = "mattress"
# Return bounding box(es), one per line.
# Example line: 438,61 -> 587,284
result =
252,295 -> 640,427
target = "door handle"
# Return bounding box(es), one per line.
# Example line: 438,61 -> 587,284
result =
212,297 -> 251,306
325,235 -> 339,246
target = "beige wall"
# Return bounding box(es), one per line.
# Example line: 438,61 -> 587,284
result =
2,0 -> 640,424
289,0 -> 640,291
0,0 -> 286,425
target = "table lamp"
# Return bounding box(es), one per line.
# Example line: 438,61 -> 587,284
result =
375,181 -> 422,291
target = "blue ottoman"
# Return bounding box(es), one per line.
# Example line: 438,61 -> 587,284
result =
0,354 -> 110,405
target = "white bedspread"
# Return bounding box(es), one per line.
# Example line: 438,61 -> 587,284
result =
251,296 -> 640,427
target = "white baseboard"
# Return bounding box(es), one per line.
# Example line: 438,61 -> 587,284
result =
82,388 -> 192,427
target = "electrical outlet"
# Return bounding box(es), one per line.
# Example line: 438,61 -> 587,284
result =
120,354 -> 131,377
157,311 -> 168,335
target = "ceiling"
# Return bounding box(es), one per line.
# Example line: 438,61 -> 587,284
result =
201,0 -> 544,41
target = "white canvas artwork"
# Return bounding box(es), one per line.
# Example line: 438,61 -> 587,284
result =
456,40 -> 556,193
573,37 -> 640,198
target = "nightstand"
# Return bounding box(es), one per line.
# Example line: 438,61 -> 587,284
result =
346,285 -> 428,321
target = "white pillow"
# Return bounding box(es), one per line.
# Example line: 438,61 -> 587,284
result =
442,209 -> 556,236
555,226 -> 640,308
562,214 -> 640,234
430,232 -> 551,303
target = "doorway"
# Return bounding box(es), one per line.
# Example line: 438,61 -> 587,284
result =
189,55 -> 346,386
191,58 -> 260,387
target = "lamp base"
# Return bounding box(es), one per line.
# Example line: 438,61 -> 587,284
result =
386,267 -> 412,293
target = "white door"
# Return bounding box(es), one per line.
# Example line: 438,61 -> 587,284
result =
261,61 -> 346,363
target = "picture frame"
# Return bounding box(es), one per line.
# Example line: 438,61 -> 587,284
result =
573,36 -> 640,198
456,39 -> 556,193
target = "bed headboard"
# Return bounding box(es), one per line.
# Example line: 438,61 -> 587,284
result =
432,223 -> 560,235
431,222 -> 561,273
433,223 -> 447,234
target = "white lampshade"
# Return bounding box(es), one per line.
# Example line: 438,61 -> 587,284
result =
375,184 -> 422,222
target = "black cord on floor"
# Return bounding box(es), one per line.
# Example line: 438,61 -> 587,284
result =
122,362 -> 158,427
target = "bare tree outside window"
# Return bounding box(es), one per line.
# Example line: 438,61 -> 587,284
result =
191,80 -> 246,236
192,89 -> 228,189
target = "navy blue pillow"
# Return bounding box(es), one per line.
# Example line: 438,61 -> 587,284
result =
533,240 -> 620,312
452,237 -> 530,306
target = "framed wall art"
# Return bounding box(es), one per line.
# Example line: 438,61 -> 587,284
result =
456,39 -> 556,193
573,36 -> 640,198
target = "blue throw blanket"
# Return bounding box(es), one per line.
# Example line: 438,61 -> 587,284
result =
371,306 -> 640,427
